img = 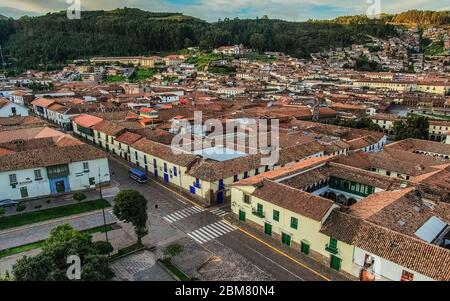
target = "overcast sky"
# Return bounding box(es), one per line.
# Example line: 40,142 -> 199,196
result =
1,0 -> 449,21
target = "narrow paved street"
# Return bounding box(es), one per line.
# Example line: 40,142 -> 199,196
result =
108,158 -> 347,281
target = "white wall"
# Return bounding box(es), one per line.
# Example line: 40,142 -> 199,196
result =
0,158 -> 110,200
353,247 -> 434,281
0,103 -> 29,117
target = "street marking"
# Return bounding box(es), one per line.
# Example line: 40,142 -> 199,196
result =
210,208 -> 229,217
162,206 -> 204,224
231,223 -> 331,281
187,221 -> 236,244
177,198 -> 186,205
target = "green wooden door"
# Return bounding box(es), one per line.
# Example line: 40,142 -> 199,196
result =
330,255 -> 342,271
301,241 -> 310,255
281,233 -> 291,246
264,223 -> 272,236
239,210 -> 246,222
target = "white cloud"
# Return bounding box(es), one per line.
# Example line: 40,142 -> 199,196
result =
3,0 -> 449,21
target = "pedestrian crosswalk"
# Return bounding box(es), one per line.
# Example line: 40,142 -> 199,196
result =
163,206 -> 204,223
210,208 -> 229,217
187,221 -> 236,244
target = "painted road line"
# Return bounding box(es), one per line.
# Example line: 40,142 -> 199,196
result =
231,223 -> 331,281
162,206 -> 204,223
210,208 -> 229,217
188,221 -> 236,244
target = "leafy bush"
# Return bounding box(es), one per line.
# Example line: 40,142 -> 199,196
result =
16,204 -> 26,212
164,243 -> 184,258
93,240 -> 114,255
34,205 -> 42,209
73,192 -> 87,202
0,207 -> 5,216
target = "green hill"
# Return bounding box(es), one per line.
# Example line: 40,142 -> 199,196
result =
5,7 -> 444,70
324,10 -> 450,27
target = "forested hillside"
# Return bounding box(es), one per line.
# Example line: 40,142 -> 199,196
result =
326,10 -> 450,26
0,8 -> 446,70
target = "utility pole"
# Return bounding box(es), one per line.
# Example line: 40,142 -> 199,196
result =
98,167 -> 109,244
0,44 -> 6,74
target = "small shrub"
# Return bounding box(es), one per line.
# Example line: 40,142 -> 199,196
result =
0,207 -> 5,216
73,192 -> 87,202
164,243 -> 183,258
16,204 -> 26,212
34,205 -> 42,209
45,200 -> 51,204
93,241 -> 114,255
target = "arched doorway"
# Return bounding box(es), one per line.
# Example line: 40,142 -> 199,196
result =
337,194 -> 348,205
348,198 -> 357,206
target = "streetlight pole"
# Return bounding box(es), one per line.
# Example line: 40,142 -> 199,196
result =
98,167 -> 109,244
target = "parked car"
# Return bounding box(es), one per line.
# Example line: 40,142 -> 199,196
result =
0,199 -> 19,208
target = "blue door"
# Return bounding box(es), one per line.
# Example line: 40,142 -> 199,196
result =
164,173 -> 169,183
49,177 -> 71,194
217,191 -> 223,204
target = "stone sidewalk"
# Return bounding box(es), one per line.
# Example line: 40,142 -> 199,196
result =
110,250 -> 174,281
1,186 -> 120,217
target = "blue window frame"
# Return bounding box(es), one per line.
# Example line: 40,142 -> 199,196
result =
173,166 -> 178,177
164,162 -> 168,172
153,158 -> 157,168
233,175 -> 238,182
219,179 -> 224,190
194,178 -> 201,188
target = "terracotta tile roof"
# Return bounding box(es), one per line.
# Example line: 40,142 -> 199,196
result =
131,138 -> 197,166
236,156 -> 332,186
73,114 -> 103,128
91,120 -> 125,137
187,153 -> 263,181
31,98 -> 55,108
386,138 -> 450,158
0,97 -> 9,109
115,131 -> 142,145
348,188 -> 439,236
0,116 -> 45,127
250,179 -> 334,221
321,210 -> 450,281
0,144 -> 106,172
0,127 -> 63,144
328,162 -> 410,190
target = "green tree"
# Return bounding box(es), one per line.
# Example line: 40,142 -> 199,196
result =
12,224 -> 114,281
393,115 -> 429,140
250,33 -> 266,53
113,190 -> 148,244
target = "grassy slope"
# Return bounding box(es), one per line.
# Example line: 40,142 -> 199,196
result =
0,199 -> 110,231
